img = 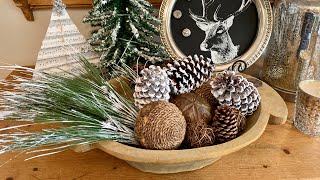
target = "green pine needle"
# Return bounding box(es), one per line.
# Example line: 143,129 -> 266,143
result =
0,57 -> 139,158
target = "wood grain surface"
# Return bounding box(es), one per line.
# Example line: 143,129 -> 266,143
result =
13,0 -> 163,21
0,113 -> 319,179
13,0 -> 275,21
0,63 -> 319,179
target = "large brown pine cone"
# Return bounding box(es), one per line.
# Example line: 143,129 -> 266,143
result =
212,105 -> 246,143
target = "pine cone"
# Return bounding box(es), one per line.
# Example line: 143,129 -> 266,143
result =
210,71 -> 261,116
212,105 -> 245,143
133,65 -> 171,109
165,54 -> 215,95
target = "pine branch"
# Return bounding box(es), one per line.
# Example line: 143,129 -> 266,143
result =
0,57 -> 139,157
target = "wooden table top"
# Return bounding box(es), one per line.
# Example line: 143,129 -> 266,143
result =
0,65 -> 319,180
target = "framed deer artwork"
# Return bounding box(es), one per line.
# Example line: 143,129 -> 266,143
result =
159,0 -> 273,71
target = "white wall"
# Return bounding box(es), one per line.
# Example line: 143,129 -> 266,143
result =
0,0 -> 92,79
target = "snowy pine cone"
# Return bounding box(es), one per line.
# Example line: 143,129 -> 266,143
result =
210,71 -> 261,116
133,65 -> 171,109
165,54 -> 215,95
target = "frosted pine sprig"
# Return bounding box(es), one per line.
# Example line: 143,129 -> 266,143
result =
0,57 -> 139,159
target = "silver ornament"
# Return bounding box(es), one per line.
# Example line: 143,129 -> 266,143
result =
173,10 -> 182,19
52,0 -> 66,15
182,28 -> 191,37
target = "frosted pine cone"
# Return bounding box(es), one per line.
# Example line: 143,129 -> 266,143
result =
133,65 -> 171,109
212,105 -> 245,143
210,71 -> 261,116
165,54 -> 215,95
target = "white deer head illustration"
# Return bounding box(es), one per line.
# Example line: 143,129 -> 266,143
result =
189,0 -> 252,64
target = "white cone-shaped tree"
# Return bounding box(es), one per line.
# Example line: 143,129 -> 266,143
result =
35,0 -> 100,76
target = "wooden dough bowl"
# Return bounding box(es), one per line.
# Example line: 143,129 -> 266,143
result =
73,74 -> 288,174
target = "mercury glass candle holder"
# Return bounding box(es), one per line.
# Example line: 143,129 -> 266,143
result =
294,80 -> 320,137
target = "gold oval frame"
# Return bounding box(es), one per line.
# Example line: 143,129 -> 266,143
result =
159,0 -> 273,71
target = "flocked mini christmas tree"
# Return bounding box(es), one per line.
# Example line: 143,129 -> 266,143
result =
83,0 -> 169,74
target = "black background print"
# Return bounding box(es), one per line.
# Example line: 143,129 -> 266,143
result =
170,0 -> 258,63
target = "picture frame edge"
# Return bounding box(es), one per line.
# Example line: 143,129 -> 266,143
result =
159,0 -> 273,72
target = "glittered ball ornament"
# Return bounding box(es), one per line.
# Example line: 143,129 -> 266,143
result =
171,93 -> 212,124
134,101 -> 186,150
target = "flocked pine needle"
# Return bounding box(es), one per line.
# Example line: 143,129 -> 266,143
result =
0,57 -> 139,158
